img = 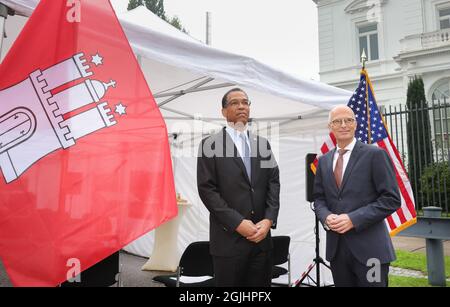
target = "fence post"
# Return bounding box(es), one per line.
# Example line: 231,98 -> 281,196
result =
423,206 -> 446,286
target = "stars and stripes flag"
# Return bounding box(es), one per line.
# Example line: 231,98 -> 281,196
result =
311,69 -> 417,236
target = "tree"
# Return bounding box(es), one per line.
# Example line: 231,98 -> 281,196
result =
128,0 -> 166,20
127,0 -> 144,11
406,76 -> 433,209
169,16 -> 188,33
420,162 -> 450,209
128,0 -> 188,33
144,0 -> 166,20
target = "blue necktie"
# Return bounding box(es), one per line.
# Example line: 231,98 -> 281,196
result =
240,133 -> 251,180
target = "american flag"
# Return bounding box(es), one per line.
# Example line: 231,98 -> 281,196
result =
312,70 -> 417,235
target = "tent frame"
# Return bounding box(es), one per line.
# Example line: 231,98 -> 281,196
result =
154,76 -> 304,122
0,3 -> 9,56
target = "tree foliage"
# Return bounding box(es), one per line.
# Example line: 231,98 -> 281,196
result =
128,0 -> 187,32
127,0 -> 143,11
420,162 -> 450,208
406,76 -> 433,209
143,0 -> 166,20
168,15 -> 188,33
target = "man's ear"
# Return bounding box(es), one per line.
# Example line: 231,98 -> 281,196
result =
221,108 -> 227,119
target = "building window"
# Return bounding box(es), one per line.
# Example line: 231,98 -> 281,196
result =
432,79 -> 450,102
358,24 -> 379,61
431,79 -> 450,152
439,8 -> 450,29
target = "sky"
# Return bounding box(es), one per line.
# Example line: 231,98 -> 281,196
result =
162,0 -> 320,80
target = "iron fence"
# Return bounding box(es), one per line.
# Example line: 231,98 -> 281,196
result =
383,98 -> 449,216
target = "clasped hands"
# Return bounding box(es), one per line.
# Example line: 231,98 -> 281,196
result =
236,219 -> 272,243
325,213 -> 354,234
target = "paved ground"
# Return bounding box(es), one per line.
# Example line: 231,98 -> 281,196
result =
0,252 -> 173,287
392,236 -> 450,256
119,251 -> 173,287
1,237 -> 448,287
0,260 -> 11,287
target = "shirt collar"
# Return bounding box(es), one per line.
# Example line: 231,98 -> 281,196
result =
226,125 -> 248,139
336,138 -> 356,153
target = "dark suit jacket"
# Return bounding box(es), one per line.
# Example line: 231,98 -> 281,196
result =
197,127 -> 280,257
313,140 -> 400,264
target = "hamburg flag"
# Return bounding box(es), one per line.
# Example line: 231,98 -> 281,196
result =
0,0 -> 177,286
312,69 -> 417,236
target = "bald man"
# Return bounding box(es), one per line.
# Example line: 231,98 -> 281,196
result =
313,105 -> 400,287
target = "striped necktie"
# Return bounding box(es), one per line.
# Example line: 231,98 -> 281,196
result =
240,133 -> 251,180
334,148 -> 348,188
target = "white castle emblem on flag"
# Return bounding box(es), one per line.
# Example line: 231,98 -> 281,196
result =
0,52 -> 125,183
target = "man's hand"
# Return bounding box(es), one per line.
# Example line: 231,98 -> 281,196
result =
246,219 -> 272,243
325,214 -> 338,230
236,219 -> 258,237
328,214 -> 354,234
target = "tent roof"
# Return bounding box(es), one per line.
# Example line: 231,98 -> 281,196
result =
119,6 -> 202,44
117,6 -> 352,109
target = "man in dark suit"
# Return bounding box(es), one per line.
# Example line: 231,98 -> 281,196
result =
313,105 -> 400,287
197,88 -> 280,287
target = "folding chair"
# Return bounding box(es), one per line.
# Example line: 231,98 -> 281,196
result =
153,241 -> 214,287
271,235 -> 291,286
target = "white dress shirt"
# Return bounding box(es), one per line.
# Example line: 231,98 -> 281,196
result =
225,126 -> 251,160
332,138 -> 356,182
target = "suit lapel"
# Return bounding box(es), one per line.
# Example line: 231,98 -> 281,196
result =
223,128 -> 251,185
339,141 -> 364,193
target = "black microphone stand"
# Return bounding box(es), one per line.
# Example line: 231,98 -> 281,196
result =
293,203 -> 334,287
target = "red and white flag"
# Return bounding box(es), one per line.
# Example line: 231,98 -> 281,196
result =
0,0 -> 177,286
312,70 -> 417,236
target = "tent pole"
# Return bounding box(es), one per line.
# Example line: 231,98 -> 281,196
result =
157,77 -> 215,107
155,82 -> 235,99
161,106 -> 199,119
0,3 -> 8,59
161,106 -> 226,127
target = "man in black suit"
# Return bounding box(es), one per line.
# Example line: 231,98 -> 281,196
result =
313,105 -> 401,287
197,88 -> 280,287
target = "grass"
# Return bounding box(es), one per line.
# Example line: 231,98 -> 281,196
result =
389,275 -> 450,287
389,249 -> 450,286
391,249 -> 450,278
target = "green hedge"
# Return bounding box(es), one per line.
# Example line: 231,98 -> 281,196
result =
420,162 -> 450,208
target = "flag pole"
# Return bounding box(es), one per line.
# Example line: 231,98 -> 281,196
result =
0,3 -> 9,60
361,48 -> 367,71
361,49 -> 372,143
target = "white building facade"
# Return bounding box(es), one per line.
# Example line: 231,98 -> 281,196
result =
313,0 -> 450,107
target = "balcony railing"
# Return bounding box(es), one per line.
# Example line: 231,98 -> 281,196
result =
421,28 -> 450,49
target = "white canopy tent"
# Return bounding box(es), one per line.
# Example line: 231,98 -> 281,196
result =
0,0 -> 354,285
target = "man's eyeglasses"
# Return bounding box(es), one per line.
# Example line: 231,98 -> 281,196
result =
330,118 -> 356,127
226,99 -> 251,108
